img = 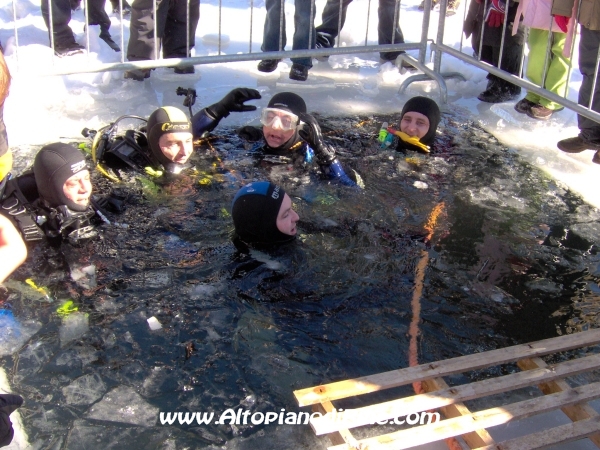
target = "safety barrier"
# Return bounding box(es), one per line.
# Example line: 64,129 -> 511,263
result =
399,0 -> 600,123
3,0 -> 432,76
4,0 -> 600,124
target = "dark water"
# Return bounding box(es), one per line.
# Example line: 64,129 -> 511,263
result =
1,108 -> 599,449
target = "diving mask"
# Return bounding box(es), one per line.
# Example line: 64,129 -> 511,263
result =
259,108 -> 300,131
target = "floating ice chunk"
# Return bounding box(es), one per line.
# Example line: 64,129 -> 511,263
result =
60,312 -> 89,347
276,74 -> 336,91
63,373 -> 106,405
201,33 -> 231,47
3,279 -> 52,303
252,251 -> 284,270
490,104 -> 524,127
0,311 -> 42,357
70,264 -> 97,289
206,327 -> 221,341
413,181 -> 428,189
86,386 -> 158,427
147,316 -> 162,330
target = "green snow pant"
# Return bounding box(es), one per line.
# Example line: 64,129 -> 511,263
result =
524,28 -> 570,111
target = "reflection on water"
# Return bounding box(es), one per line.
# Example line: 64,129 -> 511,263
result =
1,108 -> 599,448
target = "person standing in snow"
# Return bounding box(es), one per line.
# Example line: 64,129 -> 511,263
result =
257,0 -> 317,81
463,0 -> 525,103
314,0 -> 413,70
511,0 -> 572,120
555,0 -> 600,164
124,0 -> 200,80
41,0 -> 120,55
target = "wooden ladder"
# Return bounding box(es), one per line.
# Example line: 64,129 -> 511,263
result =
294,329 -> 600,450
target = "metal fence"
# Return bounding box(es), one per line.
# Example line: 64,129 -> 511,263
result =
4,0 -> 431,76
405,0 -> 600,124
4,0 -> 600,125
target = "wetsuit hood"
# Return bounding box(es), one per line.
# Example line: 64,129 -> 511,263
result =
232,181 -> 295,247
263,92 -> 307,154
146,106 -> 192,171
33,143 -> 89,212
399,96 -> 441,146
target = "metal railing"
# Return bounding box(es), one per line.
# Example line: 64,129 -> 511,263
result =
5,0 -> 432,77
403,0 -> 600,125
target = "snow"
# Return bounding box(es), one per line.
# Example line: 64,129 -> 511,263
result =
0,0 -> 599,448
0,0 -> 596,209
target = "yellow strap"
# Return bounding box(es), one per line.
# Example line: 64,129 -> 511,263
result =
0,150 -> 13,182
96,163 -> 120,182
388,129 -> 430,153
25,278 -> 51,298
144,166 -> 163,177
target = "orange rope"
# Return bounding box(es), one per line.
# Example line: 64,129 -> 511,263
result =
407,201 -> 462,450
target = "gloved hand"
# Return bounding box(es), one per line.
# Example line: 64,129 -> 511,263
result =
298,113 -> 336,164
92,188 -> 128,214
554,15 -> 569,33
237,125 -> 263,142
485,0 -> 505,27
205,88 -> 262,121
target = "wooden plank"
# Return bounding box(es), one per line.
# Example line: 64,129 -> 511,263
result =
311,352 -> 600,435
295,328 -> 600,407
422,377 -> 495,449
474,416 -> 600,450
517,357 -> 600,448
312,401 -> 359,448
326,381 -> 600,450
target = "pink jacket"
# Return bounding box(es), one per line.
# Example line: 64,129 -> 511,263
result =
512,0 -> 566,33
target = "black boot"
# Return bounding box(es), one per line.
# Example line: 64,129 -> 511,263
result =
99,30 -> 120,52
257,59 -> 280,72
289,63 -> 309,81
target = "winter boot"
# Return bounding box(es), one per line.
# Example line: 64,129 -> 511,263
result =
54,42 -> 85,57
557,136 -> 600,153
257,59 -> 280,73
289,63 -> 309,81
514,98 -> 536,114
124,69 -> 151,81
99,30 -> 120,52
446,0 -> 460,15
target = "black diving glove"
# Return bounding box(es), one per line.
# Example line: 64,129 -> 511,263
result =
205,88 -> 262,121
92,188 -> 128,215
298,113 -> 336,164
237,125 -> 263,142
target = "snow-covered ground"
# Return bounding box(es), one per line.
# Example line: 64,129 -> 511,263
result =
0,0 -> 597,209
0,0 -> 599,448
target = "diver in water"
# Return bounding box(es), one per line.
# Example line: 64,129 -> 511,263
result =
90,88 -> 262,177
231,181 -> 299,252
234,92 -> 358,187
393,96 -> 441,154
0,143 -> 105,244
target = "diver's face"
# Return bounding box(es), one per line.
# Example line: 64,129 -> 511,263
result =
63,170 -> 92,208
276,194 -> 299,236
262,109 -> 297,148
400,111 -> 430,140
159,132 -> 194,164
